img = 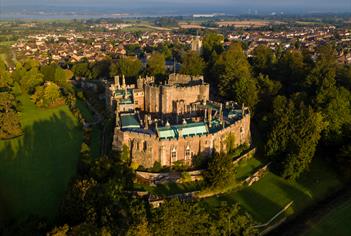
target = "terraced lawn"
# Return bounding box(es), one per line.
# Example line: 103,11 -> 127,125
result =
201,158 -> 343,223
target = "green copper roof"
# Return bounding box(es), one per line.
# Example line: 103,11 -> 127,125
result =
157,127 -> 177,139
120,98 -> 133,105
120,114 -> 140,129
115,88 -> 133,97
157,122 -> 208,139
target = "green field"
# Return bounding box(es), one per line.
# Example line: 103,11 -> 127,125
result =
0,96 -> 82,222
202,158 -> 343,223
235,157 -> 263,180
302,198 -> 351,236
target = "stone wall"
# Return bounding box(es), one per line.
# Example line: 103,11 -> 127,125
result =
113,113 -> 251,168
144,83 -> 210,114
168,73 -> 204,85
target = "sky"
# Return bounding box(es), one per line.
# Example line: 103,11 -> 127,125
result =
1,0 -> 350,18
2,0 -> 350,7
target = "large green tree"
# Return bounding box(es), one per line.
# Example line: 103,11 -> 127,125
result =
0,62 -> 22,139
110,57 -> 142,78
180,51 -> 205,76
151,199 -> 209,235
265,96 -> 325,180
147,52 -> 166,77
72,62 -> 92,79
215,43 -> 258,109
209,204 -> 258,236
204,152 -> 237,189
31,82 -> 64,108
0,92 -> 22,139
277,49 -> 307,92
252,45 -> 276,76
202,32 -> 224,62
13,60 -> 44,94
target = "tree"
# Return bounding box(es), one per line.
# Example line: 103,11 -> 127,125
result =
202,32 -> 224,62
304,44 -> 337,100
0,64 -> 22,139
305,44 -> 351,141
91,59 -> 111,79
180,51 -> 205,76
265,96 -> 325,180
110,57 -> 142,78
31,82 -> 64,108
215,43 -> 258,109
150,199 -> 209,235
210,204 -> 258,236
72,62 -> 92,79
277,49 -> 306,92
257,74 -> 281,100
147,52 -> 165,77
204,152 -> 236,189
0,108 -> 22,139
252,45 -> 276,76
0,60 -> 13,88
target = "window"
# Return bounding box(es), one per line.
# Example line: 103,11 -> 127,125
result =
185,147 -> 191,160
171,147 -> 177,162
135,100 -> 138,105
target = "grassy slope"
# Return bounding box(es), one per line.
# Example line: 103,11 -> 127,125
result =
0,96 -> 82,221
236,157 -> 263,180
202,158 -> 343,223
303,198 -> 351,236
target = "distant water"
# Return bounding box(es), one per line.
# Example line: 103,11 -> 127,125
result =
0,4 -> 348,19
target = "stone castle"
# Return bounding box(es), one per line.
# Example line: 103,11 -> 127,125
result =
109,74 -> 251,168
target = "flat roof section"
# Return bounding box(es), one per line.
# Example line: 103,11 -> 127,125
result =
120,114 -> 141,130
157,122 -> 209,140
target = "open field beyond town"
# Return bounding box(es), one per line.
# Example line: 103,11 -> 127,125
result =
0,96 -> 82,222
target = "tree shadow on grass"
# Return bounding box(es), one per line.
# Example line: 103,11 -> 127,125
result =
0,110 -> 82,227
272,178 -> 312,216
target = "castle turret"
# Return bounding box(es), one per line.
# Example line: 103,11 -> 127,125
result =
137,76 -> 143,89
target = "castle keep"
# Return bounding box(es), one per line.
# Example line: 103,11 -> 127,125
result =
109,74 -> 251,168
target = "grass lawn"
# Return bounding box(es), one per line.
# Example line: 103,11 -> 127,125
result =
235,157 -> 263,180
0,95 -> 82,222
76,99 -> 101,158
302,198 -> 351,236
201,158 -> 343,223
